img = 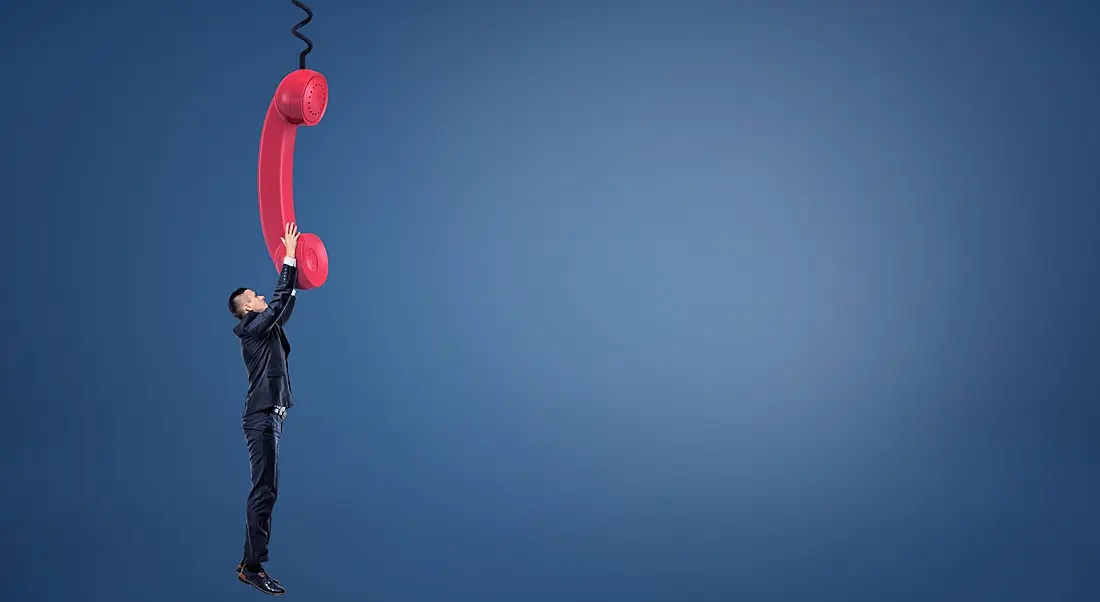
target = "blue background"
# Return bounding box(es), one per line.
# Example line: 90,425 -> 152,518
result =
3,1 -> 1098,600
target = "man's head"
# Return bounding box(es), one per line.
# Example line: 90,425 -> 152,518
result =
229,287 -> 268,319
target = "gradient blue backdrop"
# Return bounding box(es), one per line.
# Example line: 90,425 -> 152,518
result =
2,1 -> 1098,600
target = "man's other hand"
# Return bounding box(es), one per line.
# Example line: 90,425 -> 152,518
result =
282,222 -> 300,259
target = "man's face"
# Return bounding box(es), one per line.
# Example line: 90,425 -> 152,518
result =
241,289 -> 268,313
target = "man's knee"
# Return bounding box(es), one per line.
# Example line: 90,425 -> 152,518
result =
248,483 -> 277,507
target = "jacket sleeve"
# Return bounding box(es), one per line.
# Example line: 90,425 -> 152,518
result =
277,294 -> 296,326
244,257 -> 298,337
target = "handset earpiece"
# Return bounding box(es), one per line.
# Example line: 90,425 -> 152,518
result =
257,69 -> 330,290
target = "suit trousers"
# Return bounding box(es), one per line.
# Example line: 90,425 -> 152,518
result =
242,408 -> 284,565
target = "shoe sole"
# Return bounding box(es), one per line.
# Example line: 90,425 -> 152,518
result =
237,572 -> 285,596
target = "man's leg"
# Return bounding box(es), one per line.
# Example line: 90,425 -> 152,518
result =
239,410 -> 285,595
243,410 -> 282,564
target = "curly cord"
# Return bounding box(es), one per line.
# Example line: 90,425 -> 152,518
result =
291,1 -> 313,70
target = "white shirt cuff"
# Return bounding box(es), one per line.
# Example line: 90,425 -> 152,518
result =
291,289 -> 297,296
283,256 -> 297,267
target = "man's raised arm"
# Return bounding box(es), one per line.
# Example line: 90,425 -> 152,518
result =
246,223 -> 300,336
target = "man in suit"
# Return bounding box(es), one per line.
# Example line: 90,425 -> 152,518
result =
227,222 -> 302,596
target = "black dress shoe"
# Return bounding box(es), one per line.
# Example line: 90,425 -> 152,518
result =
238,562 -> 280,585
237,566 -> 286,596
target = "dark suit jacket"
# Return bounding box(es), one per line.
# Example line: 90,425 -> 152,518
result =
233,258 -> 298,417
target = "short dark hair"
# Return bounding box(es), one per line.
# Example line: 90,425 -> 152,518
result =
228,287 -> 250,319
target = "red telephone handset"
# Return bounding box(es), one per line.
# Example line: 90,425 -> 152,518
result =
257,2 -> 330,289
257,68 -> 330,290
